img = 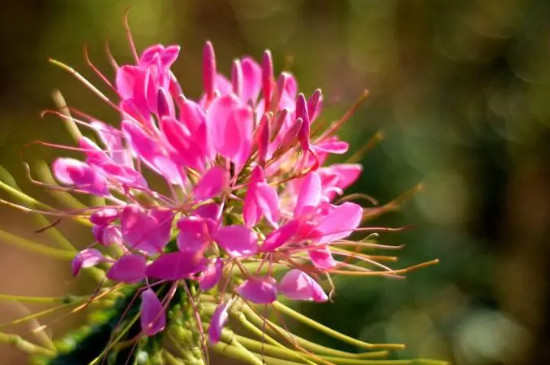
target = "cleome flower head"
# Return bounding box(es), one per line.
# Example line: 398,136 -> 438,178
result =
0,20 -> 445,365
64,40 -> 368,339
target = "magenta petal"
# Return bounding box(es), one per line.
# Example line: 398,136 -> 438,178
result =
91,121 -> 132,166
176,217 -> 210,254
278,269 -> 328,302
213,225 -> 258,258
315,202 -> 363,244
121,205 -> 174,254
72,249 -> 104,276
319,164 -> 362,201
207,95 -> 253,169
243,186 -> 260,228
262,220 -> 299,251
194,203 -> 221,221
314,138 -> 349,154
160,116 -> 205,171
107,254 -> 146,283
146,252 -> 205,280
237,277 -> 277,304
255,182 -> 280,227
244,167 -> 279,228
79,137 -> 110,165
92,224 -> 122,247
198,259 -> 223,290
193,166 -> 229,201
140,289 -> 166,336
240,56 -> 261,103
122,120 -> 183,185
53,158 -> 108,196
225,107 -> 253,170
309,246 -> 337,270
90,208 -> 119,225
294,172 -> 322,216
208,301 -> 231,344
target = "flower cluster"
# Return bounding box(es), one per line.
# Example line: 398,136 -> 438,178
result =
61,41 -> 368,343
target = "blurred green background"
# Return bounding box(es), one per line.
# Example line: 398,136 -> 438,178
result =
1,0 -> 550,364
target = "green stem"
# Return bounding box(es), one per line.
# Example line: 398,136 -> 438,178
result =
240,303 -> 388,359
272,301 -> 405,351
0,331 -> 55,356
0,228 -> 75,260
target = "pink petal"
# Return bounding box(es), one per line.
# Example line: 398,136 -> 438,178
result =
208,301 -> 231,344
243,188 -> 260,228
157,87 -> 175,118
222,107 -> 253,169
319,164 -> 362,201
193,166 -> 229,201
240,56 -> 261,103
91,121 -> 132,166
309,246 -> 337,270
314,138 -> 349,154
213,225 -> 258,258
255,182 -> 280,228
53,158 -> 108,196
261,220 -> 299,252
160,116 -> 205,171
139,44 -> 164,65
194,203 -> 221,222
122,120 -> 183,185
116,66 -> 148,117
99,162 -> 148,188
294,172 -> 322,217
90,208 -> 119,225
146,252 -> 205,280
207,95 -> 253,169
140,44 -> 180,68
243,167 -> 264,227
198,259 -> 223,290
92,224 -> 123,247
278,269 -> 328,302
177,98 -> 213,157
72,248 -> 104,276
121,205 -> 174,255
315,202 -> 363,244
236,277 -> 277,304
140,289 -> 166,336
79,137 -> 110,165
176,217 -> 211,254
107,254 -> 146,283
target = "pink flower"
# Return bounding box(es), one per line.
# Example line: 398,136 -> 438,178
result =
48,39 -> 380,343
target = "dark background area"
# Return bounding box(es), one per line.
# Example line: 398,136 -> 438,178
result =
0,1 -> 549,364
